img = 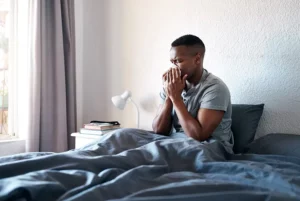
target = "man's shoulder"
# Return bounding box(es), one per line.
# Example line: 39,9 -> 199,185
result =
203,71 -> 230,93
198,70 -> 232,111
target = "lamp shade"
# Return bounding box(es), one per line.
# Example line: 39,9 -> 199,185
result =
111,90 -> 132,110
111,90 -> 139,128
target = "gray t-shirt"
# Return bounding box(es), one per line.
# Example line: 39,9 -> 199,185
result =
160,69 -> 234,152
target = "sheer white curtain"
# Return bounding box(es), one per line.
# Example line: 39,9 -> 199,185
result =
9,0 -> 77,152
8,0 -> 32,141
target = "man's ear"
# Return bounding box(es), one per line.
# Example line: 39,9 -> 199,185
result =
195,53 -> 202,64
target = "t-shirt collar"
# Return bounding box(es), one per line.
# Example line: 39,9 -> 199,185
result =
182,69 -> 208,98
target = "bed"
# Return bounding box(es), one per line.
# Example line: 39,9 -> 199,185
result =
0,104 -> 300,201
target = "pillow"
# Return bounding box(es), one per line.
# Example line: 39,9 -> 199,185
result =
231,104 -> 264,153
245,133 -> 300,158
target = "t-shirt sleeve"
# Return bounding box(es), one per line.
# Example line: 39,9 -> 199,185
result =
159,87 -> 167,104
200,82 -> 230,112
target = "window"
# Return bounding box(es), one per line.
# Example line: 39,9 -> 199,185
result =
0,0 -> 10,139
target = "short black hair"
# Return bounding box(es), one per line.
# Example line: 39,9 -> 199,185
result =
171,34 -> 205,49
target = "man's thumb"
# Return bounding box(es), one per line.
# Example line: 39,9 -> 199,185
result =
183,74 -> 188,82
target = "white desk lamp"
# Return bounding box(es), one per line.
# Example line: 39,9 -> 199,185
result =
111,90 -> 140,128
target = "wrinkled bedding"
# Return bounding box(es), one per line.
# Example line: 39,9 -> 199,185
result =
0,128 -> 299,201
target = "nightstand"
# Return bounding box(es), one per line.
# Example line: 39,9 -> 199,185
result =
71,133 -> 102,149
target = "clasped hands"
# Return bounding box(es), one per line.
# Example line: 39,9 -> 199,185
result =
162,67 -> 188,103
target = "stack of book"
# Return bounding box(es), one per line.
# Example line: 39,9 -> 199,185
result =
80,122 -> 121,135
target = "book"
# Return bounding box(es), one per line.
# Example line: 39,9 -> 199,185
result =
90,120 -> 120,126
83,123 -> 121,131
80,128 -> 118,135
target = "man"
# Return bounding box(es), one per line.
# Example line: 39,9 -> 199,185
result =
152,34 -> 234,153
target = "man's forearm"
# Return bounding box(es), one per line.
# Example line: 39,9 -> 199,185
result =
152,98 -> 173,135
172,99 -> 204,141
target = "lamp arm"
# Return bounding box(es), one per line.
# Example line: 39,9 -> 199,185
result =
129,98 -> 139,128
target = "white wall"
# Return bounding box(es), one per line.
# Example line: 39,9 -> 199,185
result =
76,0 -> 300,137
75,0 -> 113,130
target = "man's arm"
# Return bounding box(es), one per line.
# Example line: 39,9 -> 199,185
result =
172,99 -> 224,141
164,67 -> 227,141
152,97 -> 173,135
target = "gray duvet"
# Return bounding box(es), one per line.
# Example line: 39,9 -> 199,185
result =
0,128 -> 299,201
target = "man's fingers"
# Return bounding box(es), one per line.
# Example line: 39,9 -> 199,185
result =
163,74 -> 167,82
177,67 -> 182,79
162,67 -> 173,77
172,68 -> 176,82
175,67 -> 179,79
182,74 -> 188,83
166,72 -> 168,82
162,71 -> 168,78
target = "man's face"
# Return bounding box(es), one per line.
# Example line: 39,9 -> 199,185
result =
170,46 -> 201,79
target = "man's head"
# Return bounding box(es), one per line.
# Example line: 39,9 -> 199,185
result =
170,34 -> 205,80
